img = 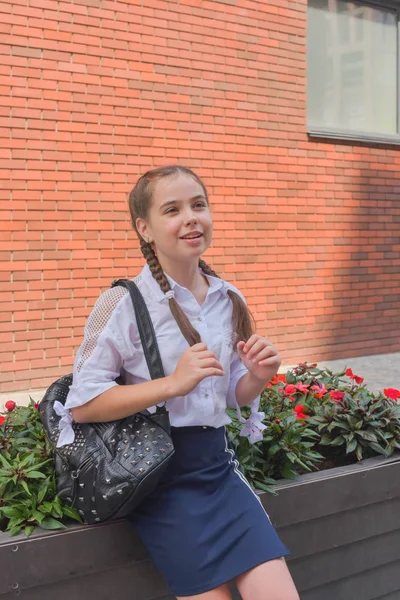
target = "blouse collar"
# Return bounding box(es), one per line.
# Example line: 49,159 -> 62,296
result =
139,263 -> 228,302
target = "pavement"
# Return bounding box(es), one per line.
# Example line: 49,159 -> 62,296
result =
1,352 -> 399,409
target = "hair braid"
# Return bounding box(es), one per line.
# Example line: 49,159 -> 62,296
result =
140,238 -> 201,347
199,259 -> 255,343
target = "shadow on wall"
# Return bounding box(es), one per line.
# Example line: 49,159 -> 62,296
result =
326,164 -> 400,360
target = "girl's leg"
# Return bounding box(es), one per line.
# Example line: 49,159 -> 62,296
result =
235,558 -> 299,600
176,583 -> 232,600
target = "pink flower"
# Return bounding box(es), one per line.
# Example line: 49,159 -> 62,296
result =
295,382 -> 310,394
311,383 -> 327,399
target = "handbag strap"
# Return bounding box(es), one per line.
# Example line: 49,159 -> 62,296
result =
111,279 -> 165,382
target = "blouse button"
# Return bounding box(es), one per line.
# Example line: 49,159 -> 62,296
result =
197,316 -> 202,322
204,392 -> 209,398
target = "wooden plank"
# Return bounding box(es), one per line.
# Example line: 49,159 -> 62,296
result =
1,560 -> 171,600
290,529 -> 400,592
300,559 -> 400,600
0,520 -> 147,596
263,457 -> 400,528
279,498 -> 400,559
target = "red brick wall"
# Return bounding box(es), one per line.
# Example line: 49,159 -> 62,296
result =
1,0 -> 399,393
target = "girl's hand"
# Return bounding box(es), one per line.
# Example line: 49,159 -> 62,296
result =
168,343 -> 225,397
237,335 -> 281,383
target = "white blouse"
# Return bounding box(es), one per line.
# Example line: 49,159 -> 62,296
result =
56,264 -> 265,447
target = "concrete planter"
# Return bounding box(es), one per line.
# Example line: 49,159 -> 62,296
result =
2,455 -> 400,599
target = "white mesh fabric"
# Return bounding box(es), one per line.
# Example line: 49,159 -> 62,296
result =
76,286 -> 129,372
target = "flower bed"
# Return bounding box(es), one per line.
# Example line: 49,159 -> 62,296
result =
227,363 -> 400,493
1,364 -> 399,537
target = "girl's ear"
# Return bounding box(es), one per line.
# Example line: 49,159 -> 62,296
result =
136,217 -> 152,243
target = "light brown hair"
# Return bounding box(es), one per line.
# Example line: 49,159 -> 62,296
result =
128,165 -> 255,346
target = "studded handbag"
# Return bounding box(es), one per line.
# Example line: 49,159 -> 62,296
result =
39,279 -> 174,525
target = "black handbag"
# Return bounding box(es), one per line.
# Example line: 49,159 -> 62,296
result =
40,279 -> 174,525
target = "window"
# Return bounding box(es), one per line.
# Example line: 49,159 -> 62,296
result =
307,0 -> 400,144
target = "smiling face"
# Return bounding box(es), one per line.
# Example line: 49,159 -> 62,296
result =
136,172 -> 213,269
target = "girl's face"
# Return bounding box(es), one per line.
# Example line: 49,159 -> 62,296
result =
136,173 -> 213,266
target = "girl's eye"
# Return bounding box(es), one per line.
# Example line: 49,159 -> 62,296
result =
165,207 -> 178,214
194,201 -> 206,208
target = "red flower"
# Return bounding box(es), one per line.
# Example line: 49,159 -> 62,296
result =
283,384 -> 297,395
294,404 -> 305,414
295,411 -> 307,420
383,388 -> 400,401
287,396 -> 296,402
274,418 -> 281,424
345,368 -> 364,385
270,374 -> 287,386
329,391 -> 345,402
34,403 -> 40,410
265,382 -> 272,388
311,383 -> 327,399
5,400 -> 16,412
0,415 -> 5,425
311,363 -> 318,367
295,382 -> 310,394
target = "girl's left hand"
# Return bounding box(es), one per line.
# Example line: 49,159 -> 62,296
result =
237,335 -> 281,382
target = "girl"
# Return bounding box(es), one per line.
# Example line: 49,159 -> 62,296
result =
63,166 -> 299,600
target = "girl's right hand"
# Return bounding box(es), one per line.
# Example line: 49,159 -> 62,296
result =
168,343 -> 225,397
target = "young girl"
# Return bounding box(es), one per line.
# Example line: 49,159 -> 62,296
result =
63,166 -> 299,600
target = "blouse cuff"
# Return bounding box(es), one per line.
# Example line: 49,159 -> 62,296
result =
56,380 -> 118,447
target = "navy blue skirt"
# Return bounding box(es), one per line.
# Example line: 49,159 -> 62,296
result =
129,426 -> 289,597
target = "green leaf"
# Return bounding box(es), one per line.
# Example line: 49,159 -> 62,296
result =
19,479 -> 31,496
0,506 -> 24,519
25,471 -> 47,479
369,442 -> 389,457
32,510 -> 45,523
37,480 -> 49,504
253,480 -> 277,494
355,444 -> 363,461
356,430 -> 377,442
38,518 -> 67,530
24,525 -> 35,537
0,454 -> 13,470
330,436 -> 345,446
61,505 -> 82,522
320,434 -> 332,445
287,371 -> 299,385
346,439 -> 357,454
281,463 -> 296,479
8,525 -> 23,536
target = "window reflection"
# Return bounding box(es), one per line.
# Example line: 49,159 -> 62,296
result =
307,0 -> 397,134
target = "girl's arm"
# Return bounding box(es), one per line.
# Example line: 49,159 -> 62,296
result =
72,342 -> 224,423
71,376 -> 177,423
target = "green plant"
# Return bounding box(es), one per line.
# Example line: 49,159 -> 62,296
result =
0,399 -> 81,536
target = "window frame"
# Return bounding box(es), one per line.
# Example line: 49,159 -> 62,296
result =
307,0 -> 400,146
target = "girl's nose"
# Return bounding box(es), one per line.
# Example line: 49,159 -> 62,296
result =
184,212 -> 198,226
